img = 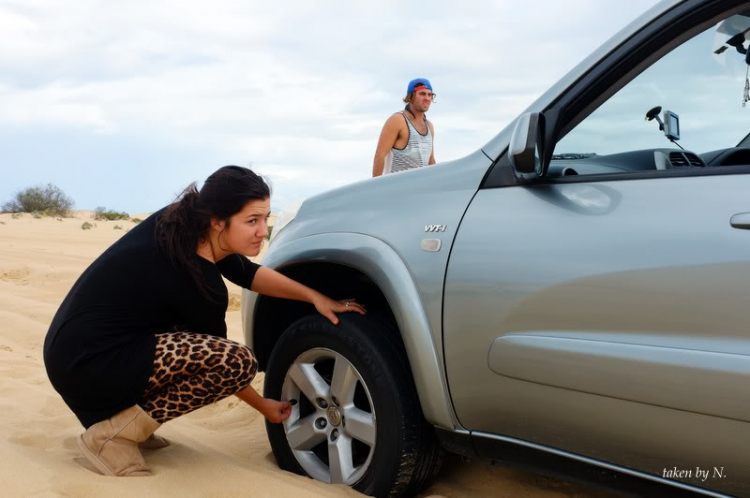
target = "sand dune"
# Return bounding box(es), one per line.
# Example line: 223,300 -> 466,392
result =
0,211 -> 604,498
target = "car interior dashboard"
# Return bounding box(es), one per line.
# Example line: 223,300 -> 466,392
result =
547,147 -> 750,177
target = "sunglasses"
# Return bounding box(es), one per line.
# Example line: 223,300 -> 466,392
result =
415,89 -> 437,101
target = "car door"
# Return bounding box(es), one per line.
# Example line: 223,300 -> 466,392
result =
443,5 -> 750,495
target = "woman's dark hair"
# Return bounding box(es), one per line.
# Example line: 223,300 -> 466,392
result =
157,165 -> 271,299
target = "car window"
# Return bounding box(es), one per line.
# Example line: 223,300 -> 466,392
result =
550,11 -> 750,178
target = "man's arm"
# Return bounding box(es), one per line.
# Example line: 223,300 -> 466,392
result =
373,115 -> 401,177
428,120 -> 436,165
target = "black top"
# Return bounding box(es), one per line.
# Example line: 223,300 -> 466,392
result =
43,208 -> 260,428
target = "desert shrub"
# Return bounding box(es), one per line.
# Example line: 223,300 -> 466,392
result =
266,225 -> 274,240
11,213 -> 21,219
131,218 -> 143,224
113,225 -> 122,230
2,184 -> 74,217
81,222 -> 93,230
94,207 -> 129,221
31,211 -> 43,219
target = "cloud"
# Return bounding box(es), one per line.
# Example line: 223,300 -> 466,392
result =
0,0 -> 660,212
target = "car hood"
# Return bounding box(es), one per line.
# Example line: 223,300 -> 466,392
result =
272,149 -> 492,245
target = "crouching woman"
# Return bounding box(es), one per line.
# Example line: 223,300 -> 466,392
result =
43,165 -> 365,477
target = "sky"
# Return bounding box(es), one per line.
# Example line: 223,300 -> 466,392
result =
1,0 -> 660,214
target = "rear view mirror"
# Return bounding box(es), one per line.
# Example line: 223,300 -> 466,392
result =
509,112 -> 543,178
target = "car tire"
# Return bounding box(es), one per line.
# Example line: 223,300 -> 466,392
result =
364,313 -> 444,497
264,313 -> 441,497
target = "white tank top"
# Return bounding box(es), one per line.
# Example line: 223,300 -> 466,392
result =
383,112 -> 433,175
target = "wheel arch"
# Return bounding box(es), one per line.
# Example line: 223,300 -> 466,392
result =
242,232 -> 458,430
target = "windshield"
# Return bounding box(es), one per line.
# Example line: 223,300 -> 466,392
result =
555,12 -> 750,157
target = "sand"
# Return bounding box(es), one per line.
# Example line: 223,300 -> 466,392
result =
0,211 -> 605,498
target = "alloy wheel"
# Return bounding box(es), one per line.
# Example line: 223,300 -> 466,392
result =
281,348 -> 377,485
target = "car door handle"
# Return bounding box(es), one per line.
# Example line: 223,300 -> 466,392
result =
730,212 -> 750,229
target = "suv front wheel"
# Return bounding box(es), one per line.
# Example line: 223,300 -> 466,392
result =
264,313 -> 441,497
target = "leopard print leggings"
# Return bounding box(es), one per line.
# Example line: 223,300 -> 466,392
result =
140,332 -> 258,423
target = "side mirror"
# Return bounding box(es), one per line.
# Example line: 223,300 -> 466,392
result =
509,112 -> 543,178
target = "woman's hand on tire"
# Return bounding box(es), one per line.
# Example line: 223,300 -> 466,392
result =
312,294 -> 366,325
261,398 -> 293,424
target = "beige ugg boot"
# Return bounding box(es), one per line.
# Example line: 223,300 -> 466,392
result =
139,433 -> 170,450
77,405 -> 161,476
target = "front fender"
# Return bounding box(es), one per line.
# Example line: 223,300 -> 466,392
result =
242,231 -> 459,430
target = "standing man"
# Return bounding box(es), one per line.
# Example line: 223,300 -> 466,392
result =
373,78 -> 436,176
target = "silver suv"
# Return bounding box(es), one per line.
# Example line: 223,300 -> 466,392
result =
243,1 -> 750,496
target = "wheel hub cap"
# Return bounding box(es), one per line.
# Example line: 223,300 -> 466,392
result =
327,406 -> 342,426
